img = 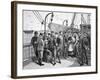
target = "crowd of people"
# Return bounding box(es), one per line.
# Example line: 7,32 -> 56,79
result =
31,30 -> 90,66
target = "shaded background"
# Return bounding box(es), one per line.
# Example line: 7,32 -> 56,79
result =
0,0 -> 99,80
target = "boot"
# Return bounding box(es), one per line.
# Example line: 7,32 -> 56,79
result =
39,58 -> 44,66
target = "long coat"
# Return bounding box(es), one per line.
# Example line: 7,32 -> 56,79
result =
77,36 -> 89,65
37,38 -> 44,51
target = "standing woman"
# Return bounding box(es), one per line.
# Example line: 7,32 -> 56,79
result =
67,30 -> 75,57
73,33 -> 79,57
67,36 -> 74,57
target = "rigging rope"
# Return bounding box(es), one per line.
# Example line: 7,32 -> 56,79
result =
32,11 -> 42,23
35,10 -> 44,23
81,14 -> 87,24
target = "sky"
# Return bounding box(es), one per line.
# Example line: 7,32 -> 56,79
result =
23,10 -> 90,31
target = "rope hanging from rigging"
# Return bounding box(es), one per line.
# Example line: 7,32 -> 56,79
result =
32,10 -> 44,25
